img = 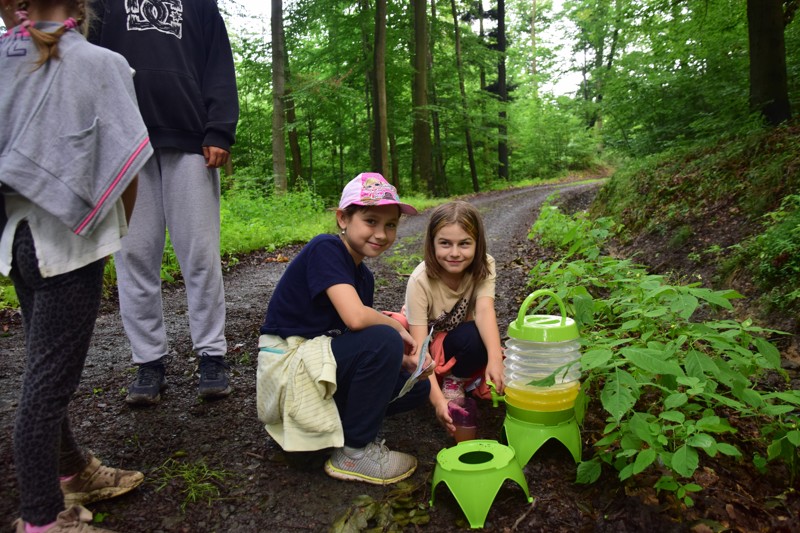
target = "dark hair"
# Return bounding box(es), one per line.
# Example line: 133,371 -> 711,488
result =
423,201 -> 490,283
17,0 -> 92,68
336,203 -> 401,232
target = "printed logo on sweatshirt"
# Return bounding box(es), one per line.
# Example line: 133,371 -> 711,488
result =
1,31 -> 30,57
125,0 -> 183,38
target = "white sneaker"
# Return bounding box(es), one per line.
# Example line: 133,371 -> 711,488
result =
442,375 -> 467,401
324,440 -> 417,485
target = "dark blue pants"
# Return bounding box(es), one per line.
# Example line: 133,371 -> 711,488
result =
443,321 -> 488,378
331,325 -> 430,448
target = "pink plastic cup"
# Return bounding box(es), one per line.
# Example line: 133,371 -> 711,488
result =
448,397 -> 478,443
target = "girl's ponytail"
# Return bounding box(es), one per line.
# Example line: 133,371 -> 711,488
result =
16,0 -> 89,68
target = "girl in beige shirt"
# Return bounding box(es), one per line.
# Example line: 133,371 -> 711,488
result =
404,201 -> 505,435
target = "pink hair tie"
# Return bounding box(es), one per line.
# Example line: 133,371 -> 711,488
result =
63,17 -> 78,30
15,10 -> 31,35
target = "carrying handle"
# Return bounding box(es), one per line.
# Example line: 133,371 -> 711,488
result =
514,289 -> 567,330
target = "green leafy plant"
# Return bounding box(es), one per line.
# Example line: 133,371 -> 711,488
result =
219,183 -> 330,258
384,239 -> 424,276
732,194 -> 800,312
235,351 -> 252,366
0,281 -> 18,310
329,481 -> 429,532
530,197 -> 618,261
529,204 -> 800,502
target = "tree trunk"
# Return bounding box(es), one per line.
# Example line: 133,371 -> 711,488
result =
412,0 -> 434,194
530,0 -> 537,81
429,0 -> 447,195
307,118 -> 314,181
451,0 -> 479,192
271,0 -> 288,193
338,138 -> 345,184
285,51 -> 303,188
389,131 -> 400,187
372,0 -> 390,176
477,0 -> 490,171
478,0 -> 486,91
497,0 -> 508,181
360,0 -> 375,166
747,0 -> 792,125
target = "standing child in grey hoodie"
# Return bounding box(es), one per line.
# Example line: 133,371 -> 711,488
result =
1,0 -> 152,530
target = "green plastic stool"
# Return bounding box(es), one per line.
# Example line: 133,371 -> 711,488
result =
502,403 -> 582,467
430,440 -> 532,529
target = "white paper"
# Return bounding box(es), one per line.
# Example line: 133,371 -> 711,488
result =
392,326 -> 434,401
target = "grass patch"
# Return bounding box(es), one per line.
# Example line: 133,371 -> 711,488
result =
154,456 -> 232,511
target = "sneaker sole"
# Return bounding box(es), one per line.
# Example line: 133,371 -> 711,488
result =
63,473 -> 145,506
198,385 -> 232,400
125,380 -> 166,406
125,390 -> 163,405
323,459 -> 416,485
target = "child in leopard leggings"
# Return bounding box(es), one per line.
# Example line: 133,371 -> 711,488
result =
1,0 -> 153,530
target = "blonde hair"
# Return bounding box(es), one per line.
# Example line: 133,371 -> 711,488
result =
16,0 -> 91,68
423,201 -> 490,283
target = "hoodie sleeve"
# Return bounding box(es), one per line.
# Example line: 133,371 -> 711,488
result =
201,0 -> 239,151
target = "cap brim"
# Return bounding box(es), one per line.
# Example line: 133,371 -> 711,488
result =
399,204 -> 418,215
351,201 -> 418,215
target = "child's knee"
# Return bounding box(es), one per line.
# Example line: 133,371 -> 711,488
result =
364,325 -> 404,365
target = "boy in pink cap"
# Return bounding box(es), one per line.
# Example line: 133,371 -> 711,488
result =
257,173 -> 432,485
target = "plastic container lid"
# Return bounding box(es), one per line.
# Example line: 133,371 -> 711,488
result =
507,290 -> 580,342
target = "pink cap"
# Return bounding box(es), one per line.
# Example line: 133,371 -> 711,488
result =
338,172 -> 418,215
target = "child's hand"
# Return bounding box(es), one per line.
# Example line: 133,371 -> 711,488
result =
485,358 -> 505,394
401,352 -> 433,375
399,328 -> 417,355
420,355 -> 435,378
434,398 -> 456,435
401,352 -> 419,373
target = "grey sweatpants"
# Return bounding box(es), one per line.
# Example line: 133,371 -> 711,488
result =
115,148 -> 226,364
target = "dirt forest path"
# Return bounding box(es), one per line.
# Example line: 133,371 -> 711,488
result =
2,179 -> 795,532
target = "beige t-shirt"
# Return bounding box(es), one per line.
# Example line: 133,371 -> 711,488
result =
405,255 -> 496,331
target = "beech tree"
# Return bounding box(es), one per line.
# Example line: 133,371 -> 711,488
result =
371,0 -> 390,177
412,0 -> 434,193
271,0 -> 288,193
747,0 -> 793,125
450,0 -> 479,191
429,0 -> 447,195
497,0 -> 508,180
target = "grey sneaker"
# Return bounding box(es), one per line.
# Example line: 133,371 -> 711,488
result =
13,505 -> 117,532
61,453 -> 144,507
324,440 -> 417,485
198,356 -> 232,399
125,361 -> 166,405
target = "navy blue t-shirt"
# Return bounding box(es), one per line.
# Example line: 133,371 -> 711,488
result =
260,234 -> 374,339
